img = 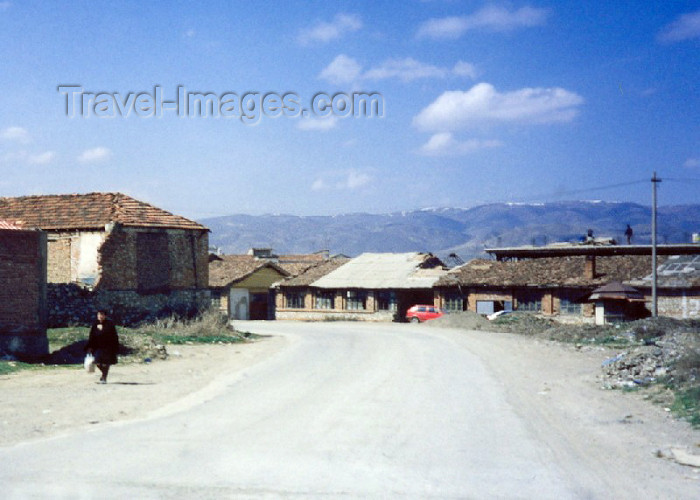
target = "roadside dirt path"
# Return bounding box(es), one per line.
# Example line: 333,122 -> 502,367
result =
0,336 -> 287,447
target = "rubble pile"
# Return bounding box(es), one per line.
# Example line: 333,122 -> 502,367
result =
431,311 -> 491,330
119,334 -> 169,362
599,318 -> 700,390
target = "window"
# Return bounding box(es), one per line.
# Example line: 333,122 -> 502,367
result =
377,291 -> 397,311
136,232 -> 170,293
517,292 -> 542,312
211,290 -> 222,309
443,293 -> 465,312
315,290 -> 335,310
559,294 -> 582,315
346,290 -> 367,310
286,291 -> 305,309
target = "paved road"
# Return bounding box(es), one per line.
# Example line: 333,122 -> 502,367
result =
0,322 -> 690,498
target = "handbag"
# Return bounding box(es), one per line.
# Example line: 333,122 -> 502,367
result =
84,353 -> 96,373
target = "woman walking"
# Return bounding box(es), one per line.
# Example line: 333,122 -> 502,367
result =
85,310 -> 120,384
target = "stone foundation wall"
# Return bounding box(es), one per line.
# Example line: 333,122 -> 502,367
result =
47,283 -> 211,326
275,309 -> 396,322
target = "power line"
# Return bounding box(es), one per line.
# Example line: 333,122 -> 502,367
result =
514,179 -> 649,202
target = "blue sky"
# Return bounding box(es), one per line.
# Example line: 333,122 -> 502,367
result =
0,1 -> 698,219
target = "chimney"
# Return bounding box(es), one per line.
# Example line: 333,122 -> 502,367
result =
585,255 -> 596,279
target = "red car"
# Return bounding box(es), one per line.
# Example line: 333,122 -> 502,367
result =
406,304 -> 444,323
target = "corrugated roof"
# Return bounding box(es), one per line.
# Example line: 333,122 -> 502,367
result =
311,252 -> 446,289
629,254 -> 700,288
0,193 -> 207,231
437,255 -> 656,288
209,255 -> 289,288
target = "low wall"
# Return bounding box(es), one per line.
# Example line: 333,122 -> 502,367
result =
275,309 -> 397,322
48,284 -> 211,326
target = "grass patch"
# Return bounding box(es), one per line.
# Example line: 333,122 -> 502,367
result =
157,334 -> 245,345
0,361 -> 33,376
670,386 -> 700,427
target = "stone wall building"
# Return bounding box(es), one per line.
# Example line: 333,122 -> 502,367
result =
275,253 -> 445,321
0,193 -> 210,325
0,222 -> 48,357
434,254 -> 652,322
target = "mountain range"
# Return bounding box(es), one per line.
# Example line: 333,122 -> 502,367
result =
201,201 -> 700,261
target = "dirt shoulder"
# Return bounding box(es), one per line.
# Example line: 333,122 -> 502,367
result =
0,336 -> 286,447
435,326 -> 700,495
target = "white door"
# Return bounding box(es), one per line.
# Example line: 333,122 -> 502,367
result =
229,289 -> 250,320
595,304 -> 605,326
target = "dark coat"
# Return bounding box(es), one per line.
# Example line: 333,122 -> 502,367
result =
85,319 -> 120,365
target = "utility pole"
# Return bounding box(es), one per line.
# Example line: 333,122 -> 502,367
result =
651,171 -> 661,317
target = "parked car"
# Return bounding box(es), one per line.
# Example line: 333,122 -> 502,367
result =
406,304 -> 444,323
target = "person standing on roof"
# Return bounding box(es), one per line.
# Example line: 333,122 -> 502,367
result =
624,224 -> 633,244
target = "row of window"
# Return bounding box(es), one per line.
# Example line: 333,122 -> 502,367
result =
284,290 -> 582,315
285,290 -> 398,311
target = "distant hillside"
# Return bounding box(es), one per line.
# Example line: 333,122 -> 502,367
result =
201,201 -> 700,261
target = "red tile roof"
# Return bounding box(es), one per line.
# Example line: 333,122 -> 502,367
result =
0,193 -> 207,231
209,255 -> 289,288
437,255 -> 658,288
0,219 -> 23,230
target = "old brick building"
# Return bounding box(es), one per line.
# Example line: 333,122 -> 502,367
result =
275,253 -> 445,321
434,254 -> 652,321
0,223 -> 48,357
0,193 -> 210,325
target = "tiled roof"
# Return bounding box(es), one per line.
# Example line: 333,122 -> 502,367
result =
437,255 -> 657,288
276,254 -> 329,276
0,193 -> 207,231
278,257 -> 350,287
209,255 -> 289,288
0,219 -> 23,230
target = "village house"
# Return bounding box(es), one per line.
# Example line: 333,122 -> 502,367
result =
629,254 -> 700,319
275,253 -> 446,321
0,222 -> 48,357
208,248 -> 339,320
209,254 -> 290,320
434,254 -> 652,321
438,243 -> 700,321
0,193 -> 210,325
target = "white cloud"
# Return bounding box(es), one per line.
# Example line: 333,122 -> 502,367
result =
319,54 -> 363,85
417,5 -> 550,39
343,170 -> 371,189
297,116 -> 338,131
413,82 -> 584,131
298,13 -> 362,45
453,61 -> 478,79
0,126 -> 30,143
184,29 -> 196,38
683,158 -> 700,169
312,169 -> 372,191
658,10 -> 700,43
311,179 -> 328,191
319,55 -> 477,85
78,147 -> 111,163
0,149 -> 55,165
419,132 -> 503,156
28,151 -> 56,165
363,58 -> 449,82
